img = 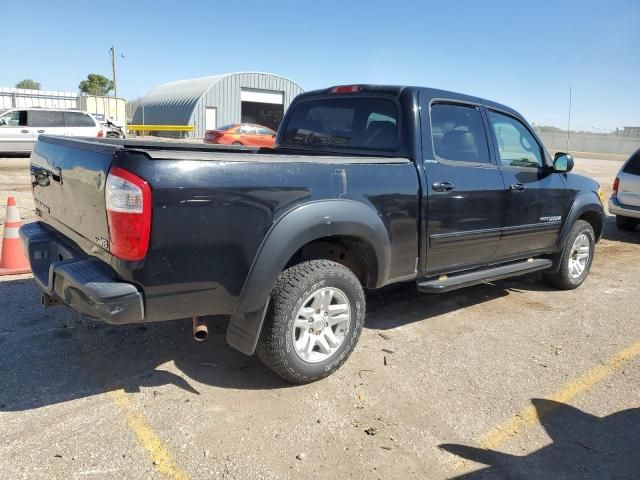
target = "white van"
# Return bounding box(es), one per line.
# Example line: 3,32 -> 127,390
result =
0,108 -> 102,153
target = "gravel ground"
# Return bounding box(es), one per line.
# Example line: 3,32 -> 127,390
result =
0,155 -> 638,479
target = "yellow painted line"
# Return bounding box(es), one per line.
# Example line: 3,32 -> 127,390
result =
108,389 -> 190,480
452,338 -> 640,470
128,125 -> 195,132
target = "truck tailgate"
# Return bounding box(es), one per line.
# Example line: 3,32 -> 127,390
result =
30,135 -> 120,254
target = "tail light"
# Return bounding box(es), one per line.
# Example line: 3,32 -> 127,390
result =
105,167 -> 151,261
330,85 -> 363,94
97,130 -> 104,138
205,130 -> 222,137
613,177 -> 619,194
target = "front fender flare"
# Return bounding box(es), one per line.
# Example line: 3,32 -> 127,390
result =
548,192 -> 604,273
556,192 -> 604,250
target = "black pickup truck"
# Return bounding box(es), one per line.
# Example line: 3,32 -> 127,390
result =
21,84 -> 605,383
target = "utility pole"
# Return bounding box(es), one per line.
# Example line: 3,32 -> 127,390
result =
109,46 -> 117,97
566,86 -> 572,152
109,46 -> 124,97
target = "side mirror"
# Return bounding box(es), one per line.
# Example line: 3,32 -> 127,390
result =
0,118 -> 6,126
553,152 -> 574,173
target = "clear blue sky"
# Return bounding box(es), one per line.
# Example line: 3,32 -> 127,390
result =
1,0 -> 638,130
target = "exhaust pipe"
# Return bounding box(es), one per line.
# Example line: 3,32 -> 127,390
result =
41,293 -> 61,309
192,316 -> 208,342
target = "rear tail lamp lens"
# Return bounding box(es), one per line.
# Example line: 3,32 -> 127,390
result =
105,167 -> 151,261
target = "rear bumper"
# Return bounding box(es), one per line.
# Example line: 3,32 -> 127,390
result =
609,195 -> 640,219
19,222 -> 144,324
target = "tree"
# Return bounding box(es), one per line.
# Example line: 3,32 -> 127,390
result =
78,73 -> 113,96
15,79 -> 41,90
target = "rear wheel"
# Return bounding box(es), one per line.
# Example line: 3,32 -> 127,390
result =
544,220 -> 595,290
232,141 -> 243,146
616,215 -> 639,232
257,260 -> 365,384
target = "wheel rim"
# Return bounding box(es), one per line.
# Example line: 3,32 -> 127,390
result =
568,233 -> 590,279
292,287 -> 351,364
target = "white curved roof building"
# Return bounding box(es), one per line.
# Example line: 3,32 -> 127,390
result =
132,72 -> 304,137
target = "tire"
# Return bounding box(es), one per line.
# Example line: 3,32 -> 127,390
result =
543,220 -> 595,290
616,215 -> 639,232
257,260 -> 366,384
232,141 -> 243,146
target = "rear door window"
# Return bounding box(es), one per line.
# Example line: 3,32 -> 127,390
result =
430,103 -> 490,163
28,110 -> 65,128
281,97 -> 398,150
65,112 -> 96,127
623,150 -> 640,175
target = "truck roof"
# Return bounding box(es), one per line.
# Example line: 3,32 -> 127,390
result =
300,84 -> 522,120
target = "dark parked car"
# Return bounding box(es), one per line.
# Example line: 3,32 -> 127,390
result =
21,84 -> 605,383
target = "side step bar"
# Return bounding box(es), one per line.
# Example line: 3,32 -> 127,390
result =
417,258 -> 552,293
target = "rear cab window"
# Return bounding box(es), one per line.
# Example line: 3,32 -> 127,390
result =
281,97 -> 399,151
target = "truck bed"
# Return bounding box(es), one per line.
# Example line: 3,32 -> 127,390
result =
28,135 -> 420,323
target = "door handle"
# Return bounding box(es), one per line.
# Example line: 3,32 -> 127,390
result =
432,181 -> 454,192
51,167 -> 62,183
37,130 -> 45,133
510,183 -> 526,192
21,129 -> 29,134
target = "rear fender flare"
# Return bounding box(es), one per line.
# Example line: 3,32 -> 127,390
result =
238,199 -> 392,314
226,200 -> 391,356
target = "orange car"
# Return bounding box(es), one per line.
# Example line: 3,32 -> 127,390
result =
204,123 -> 276,147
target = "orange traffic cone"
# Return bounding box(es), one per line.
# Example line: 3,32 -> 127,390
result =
0,197 -> 31,275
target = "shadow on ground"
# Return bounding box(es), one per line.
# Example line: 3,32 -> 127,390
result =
441,399 -> 640,480
0,270 -> 553,411
601,214 -> 640,243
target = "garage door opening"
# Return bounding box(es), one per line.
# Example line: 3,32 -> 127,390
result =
240,88 -> 284,131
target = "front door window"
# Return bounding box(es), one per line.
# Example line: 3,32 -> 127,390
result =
487,111 -> 543,169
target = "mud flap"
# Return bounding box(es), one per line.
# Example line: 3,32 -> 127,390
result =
225,301 -> 270,355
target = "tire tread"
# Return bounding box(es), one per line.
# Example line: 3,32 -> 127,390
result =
257,260 -> 365,384
544,220 -> 594,290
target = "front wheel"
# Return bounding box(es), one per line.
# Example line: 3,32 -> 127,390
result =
257,260 -> 366,384
543,220 -> 595,290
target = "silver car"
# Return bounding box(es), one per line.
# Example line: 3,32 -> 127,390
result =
609,147 -> 640,231
0,108 -> 102,154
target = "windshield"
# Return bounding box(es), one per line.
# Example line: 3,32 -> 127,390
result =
281,97 -> 399,151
